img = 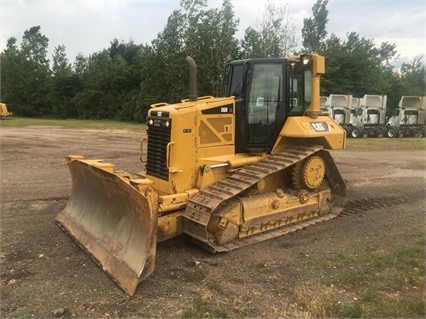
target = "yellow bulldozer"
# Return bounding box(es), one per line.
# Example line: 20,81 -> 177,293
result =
56,54 -> 346,295
0,103 -> 12,119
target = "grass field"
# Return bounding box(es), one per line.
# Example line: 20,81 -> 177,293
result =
345,136 -> 425,150
0,116 -> 146,131
293,233 -> 425,318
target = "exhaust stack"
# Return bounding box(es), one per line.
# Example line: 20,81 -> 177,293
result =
186,56 -> 197,101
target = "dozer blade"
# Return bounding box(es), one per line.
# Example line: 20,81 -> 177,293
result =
55,156 -> 158,296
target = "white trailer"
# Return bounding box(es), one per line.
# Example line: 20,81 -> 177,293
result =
325,94 -> 365,138
354,95 -> 388,137
386,96 -> 426,137
320,96 -> 330,114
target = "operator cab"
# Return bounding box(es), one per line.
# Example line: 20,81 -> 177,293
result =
222,56 -> 313,153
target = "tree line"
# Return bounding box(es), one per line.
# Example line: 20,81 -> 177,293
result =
1,0 -> 424,122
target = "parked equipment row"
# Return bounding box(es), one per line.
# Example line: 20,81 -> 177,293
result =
321,95 -> 425,138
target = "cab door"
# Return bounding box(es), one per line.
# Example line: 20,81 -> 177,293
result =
238,60 -> 286,153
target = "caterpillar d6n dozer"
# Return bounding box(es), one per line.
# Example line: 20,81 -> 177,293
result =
56,54 -> 346,295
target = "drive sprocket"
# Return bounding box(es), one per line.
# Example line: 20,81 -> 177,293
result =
292,155 -> 325,190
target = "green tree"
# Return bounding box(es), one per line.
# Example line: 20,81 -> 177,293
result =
133,45 -> 167,120
73,50 -> 112,118
108,39 -> 145,120
302,0 -> 329,53
183,0 -> 240,96
109,38 -> 141,64
241,27 -> 262,58
72,39 -> 146,120
1,27 -> 52,116
241,1 -> 297,58
52,45 -> 71,75
381,56 -> 426,114
73,53 -> 88,76
149,0 -> 240,101
19,26 -> 52,116
151,9 -> 187,103
205,0 -> 240,95
321,32 -> 399,107
399,56 -> 425,95
0,37 -> 24,111
50,45 -> 77,117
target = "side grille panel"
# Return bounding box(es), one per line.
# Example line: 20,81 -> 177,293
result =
146,123 -> 171,181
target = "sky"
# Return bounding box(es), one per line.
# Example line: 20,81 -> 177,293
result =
1,0 -> 425,68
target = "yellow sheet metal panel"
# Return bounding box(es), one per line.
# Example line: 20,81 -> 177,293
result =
278,116 -> 346,150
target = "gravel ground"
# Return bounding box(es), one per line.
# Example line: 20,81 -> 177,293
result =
1,126 -> 425,318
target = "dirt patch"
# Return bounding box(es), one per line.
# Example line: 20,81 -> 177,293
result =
1,127 -> 425,318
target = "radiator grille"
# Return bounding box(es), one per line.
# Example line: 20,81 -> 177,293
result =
146,120 -> 171,181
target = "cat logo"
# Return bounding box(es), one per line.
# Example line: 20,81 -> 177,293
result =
311,122 -> 329,132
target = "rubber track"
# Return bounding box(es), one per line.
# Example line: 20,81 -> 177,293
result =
184,145 -> 347,252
